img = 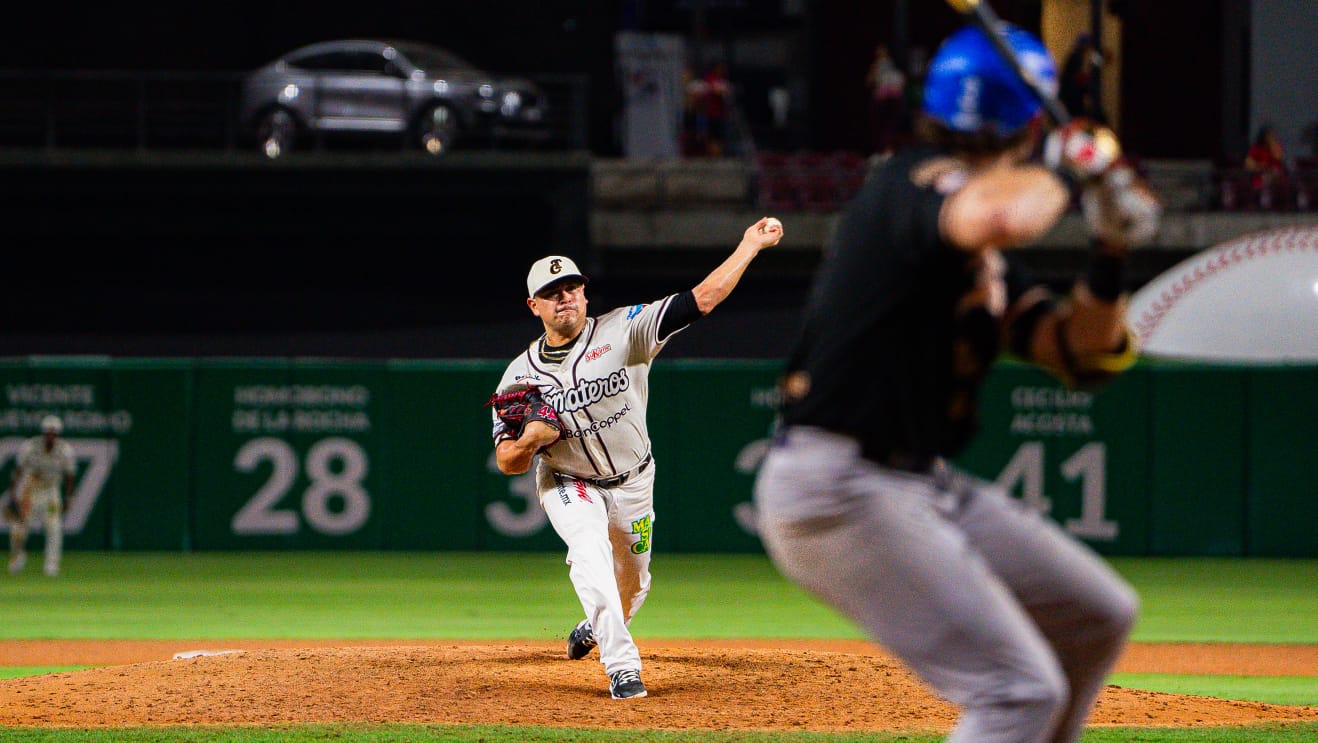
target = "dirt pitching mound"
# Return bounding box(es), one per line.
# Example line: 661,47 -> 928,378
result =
2,642 -> 1315,733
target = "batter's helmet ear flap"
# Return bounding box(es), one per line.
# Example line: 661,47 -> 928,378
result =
921,24 -> 1057,137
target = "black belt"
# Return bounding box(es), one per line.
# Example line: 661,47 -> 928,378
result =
877,450 -> 936,474
585,453 -> 652,489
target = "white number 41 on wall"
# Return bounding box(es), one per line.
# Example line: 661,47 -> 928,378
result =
997,442 -> 1118,540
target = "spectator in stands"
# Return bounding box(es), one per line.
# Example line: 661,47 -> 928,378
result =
685,62 -> 732,157
1245,125 -> 1290,209
1246,125 -> 1288,174
865,44 -> 906,155
681,64 -> 702,157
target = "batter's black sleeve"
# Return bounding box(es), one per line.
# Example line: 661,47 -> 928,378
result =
1003,254 -> 1058,358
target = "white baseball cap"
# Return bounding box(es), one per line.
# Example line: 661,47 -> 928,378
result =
40,415 -> 62,434
526,255 -> 588,297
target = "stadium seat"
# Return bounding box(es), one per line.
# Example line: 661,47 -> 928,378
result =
1217,171 -> 1256,211
788,149 -> 830,177
756,170 -> 802,211
827,150 -> 866,170
799,171 -> 841,211
752,150 -> 792,172
1295,159 -> 1318,210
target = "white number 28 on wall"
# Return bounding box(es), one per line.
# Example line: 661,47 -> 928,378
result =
230,437 -> 370,536
996,441 -> 1118,540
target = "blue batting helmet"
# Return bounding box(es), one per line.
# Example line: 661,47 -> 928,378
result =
921,24 -> 1057,137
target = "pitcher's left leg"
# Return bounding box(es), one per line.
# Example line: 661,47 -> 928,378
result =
7,523 -> 27,575
43,493 -> 63,577
608,464 -> 655,625
8,492 -> 30,575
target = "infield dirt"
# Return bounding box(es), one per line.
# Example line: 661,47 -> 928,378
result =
1,639 -> 1315,732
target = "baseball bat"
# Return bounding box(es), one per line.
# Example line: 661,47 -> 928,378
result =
943,0 -> 1072,125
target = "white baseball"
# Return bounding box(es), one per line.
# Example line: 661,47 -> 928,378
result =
761,217 -> 782,233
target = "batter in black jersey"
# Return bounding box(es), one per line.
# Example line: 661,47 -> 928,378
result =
754,23 -> 1161,743
782,144 -> 1056,466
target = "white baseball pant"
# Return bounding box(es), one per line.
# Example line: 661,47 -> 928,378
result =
11,484 -> 63,575
538,460 -> 656,676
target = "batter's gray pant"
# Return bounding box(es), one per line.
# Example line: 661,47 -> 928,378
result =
753,427 -> 1138,743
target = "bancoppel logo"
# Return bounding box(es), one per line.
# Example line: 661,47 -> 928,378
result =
583,344 -> 612,362
626,304 -> 646,320
564,404 -> 631,439
514,373 -> 545,384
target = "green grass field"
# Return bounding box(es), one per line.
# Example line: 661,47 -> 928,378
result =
1,552 -> 1315,742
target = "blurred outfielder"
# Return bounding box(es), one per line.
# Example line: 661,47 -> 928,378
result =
7,415 -> 75,577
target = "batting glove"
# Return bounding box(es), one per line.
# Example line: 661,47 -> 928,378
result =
1043,118 -> 1123,184
1081,165 -> 1163,248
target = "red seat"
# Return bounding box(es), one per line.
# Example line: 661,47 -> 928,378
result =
788,149 -> 830,176
827,150 -> 866,170
756,171 -> 802,211
753,151 -> 791,170
1295,167 -> 1318,211
752,151 -> 798,210
799,171 -> 841,211
1217,172 -> 1255,211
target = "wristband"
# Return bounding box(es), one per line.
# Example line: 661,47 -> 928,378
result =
1085,241 -> 1127,301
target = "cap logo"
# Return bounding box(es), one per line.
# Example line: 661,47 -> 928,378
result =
549,259 -> 564,275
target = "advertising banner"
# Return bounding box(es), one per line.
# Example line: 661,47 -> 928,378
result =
0,357 -> 1307,557
384,360 -> 490,551
107,359 -> 194,550
954,362 -> 1151,556
192,360 -> 388,549
654,361 -> 782,553
0,359 -> 120,549
1246,367 -> 1318,556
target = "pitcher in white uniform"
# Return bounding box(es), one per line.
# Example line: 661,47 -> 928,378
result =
491,218 -> 783,699
7,415 -> 75,577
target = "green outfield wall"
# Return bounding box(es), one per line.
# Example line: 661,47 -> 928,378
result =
0,357 -> 1312,557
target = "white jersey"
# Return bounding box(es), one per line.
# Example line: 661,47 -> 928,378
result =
493,295 -> 685,480
16,436 -> 75,495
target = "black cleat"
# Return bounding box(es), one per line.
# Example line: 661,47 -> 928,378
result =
566,619 -> 597,660
609,668 -> 647,699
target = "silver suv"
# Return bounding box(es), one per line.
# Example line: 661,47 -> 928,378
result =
239,39 -> 549,158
